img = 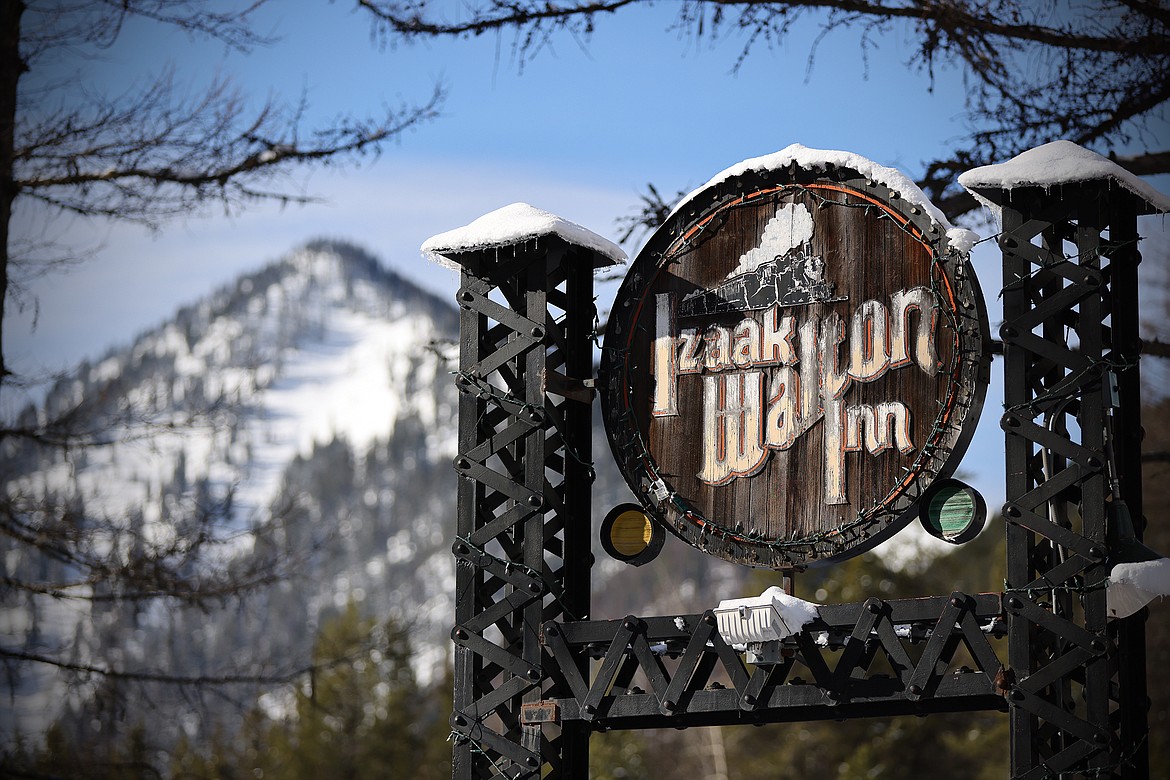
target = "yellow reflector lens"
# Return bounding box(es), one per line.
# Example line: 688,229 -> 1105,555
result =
609,510 -> 653,556
600,503 -> 665,566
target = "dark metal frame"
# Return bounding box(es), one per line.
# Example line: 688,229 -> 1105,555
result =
442,177 -> 1155,778
447,238 -> 598,779
977,180 -> 1153,779
534,594 -> 1006,729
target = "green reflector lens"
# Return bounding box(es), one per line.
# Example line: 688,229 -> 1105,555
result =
929,487 -> 976,538
919,479 -> 986,545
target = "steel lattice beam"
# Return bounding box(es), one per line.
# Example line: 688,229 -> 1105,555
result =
526,594 -> 1008,730
446,239 -> 599,780
985,183 -> 1152,779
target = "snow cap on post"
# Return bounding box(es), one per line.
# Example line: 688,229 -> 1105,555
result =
421,202 -> 626,270
958,140 -> 1170,215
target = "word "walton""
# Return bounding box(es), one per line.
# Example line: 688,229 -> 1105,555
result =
650,288 -> 939,504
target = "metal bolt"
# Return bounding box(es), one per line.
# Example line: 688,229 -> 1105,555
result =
526,756 -> 541,768
545,625 -> 559,637
453,627 -> 469,641
530,326 -> 544,339
662,699 -> 676,711
527,494 -> 543,509
1006,597 -> 1023,611
1003,503 -> 1021,518
908,684 -> 923,696
583,704 -> 596,714
526,667 -> 541,681
951,596 -> 964,609
866,600 -> 882,615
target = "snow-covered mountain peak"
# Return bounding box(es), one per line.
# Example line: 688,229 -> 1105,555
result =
2,239 -> 464,739
9,240 -> 459,528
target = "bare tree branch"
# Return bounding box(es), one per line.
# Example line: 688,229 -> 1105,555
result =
361,0 -> 1169,55
361,0 -> 1170,225
1144,338 -> 1170,359
21,0 -> 276,63
1113,150 -> 1170,177
0,633 -> 378,686
15,73 -> 444,227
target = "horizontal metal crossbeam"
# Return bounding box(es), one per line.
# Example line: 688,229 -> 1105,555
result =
531,593 -> 1008,730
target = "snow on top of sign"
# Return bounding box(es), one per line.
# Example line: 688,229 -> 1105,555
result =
674,143 -> 980,254
421,202 -> 626,269
958,140 -> 1170,213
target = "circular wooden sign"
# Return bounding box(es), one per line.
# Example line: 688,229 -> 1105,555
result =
600,158 -> 990,569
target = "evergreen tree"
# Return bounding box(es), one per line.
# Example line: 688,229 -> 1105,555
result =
167,602 -> 452,780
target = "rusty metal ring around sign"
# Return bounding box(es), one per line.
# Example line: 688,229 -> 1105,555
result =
599,160 -> 990,569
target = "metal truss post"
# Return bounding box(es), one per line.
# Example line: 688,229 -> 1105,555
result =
444,236 -> 600,779
976,181 -> 1154,778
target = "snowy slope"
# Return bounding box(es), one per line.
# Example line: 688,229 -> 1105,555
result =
0,240 -> 461,740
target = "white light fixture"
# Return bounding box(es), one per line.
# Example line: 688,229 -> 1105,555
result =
713,585 -> 819,645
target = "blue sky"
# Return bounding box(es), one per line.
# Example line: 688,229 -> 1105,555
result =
6,2 -> 987,371
7,2 -> 1170,511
